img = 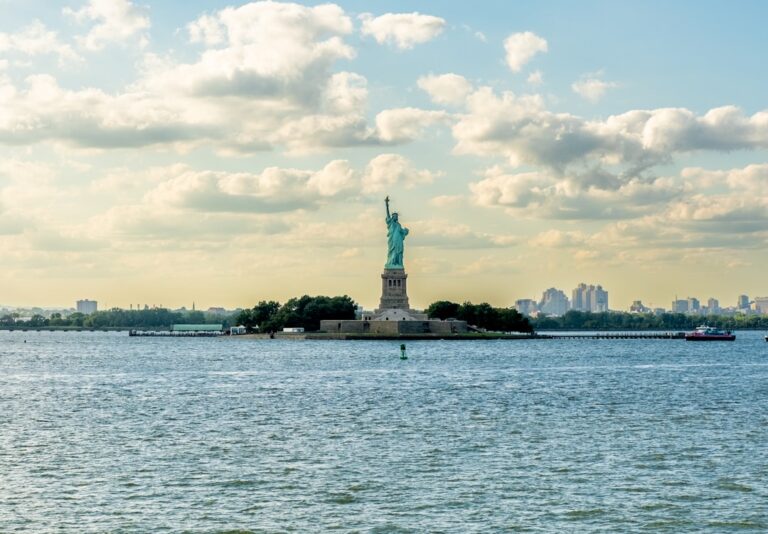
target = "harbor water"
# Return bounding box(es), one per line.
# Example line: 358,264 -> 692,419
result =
1,331 -> 767,532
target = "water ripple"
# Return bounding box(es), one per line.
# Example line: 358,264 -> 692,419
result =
1,331 -> 766,532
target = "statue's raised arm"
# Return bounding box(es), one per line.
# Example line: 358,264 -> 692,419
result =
385,195 -> 391,221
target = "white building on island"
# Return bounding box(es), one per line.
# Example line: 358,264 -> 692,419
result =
76,299 -> 97,314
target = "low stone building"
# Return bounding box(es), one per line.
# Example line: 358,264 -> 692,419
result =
320,318 -> 467,335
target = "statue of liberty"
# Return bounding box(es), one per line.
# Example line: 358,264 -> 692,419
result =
384,196 -> 409,269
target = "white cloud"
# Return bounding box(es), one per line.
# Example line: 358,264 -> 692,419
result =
0,21 -> 81,64
529,229 -> 589,248
307,160 -> 358,197
143,161 -> 358,213
469,166 -> 684,220
362,154 -> 442,193
722,164 -> 768,194
0,74 -> 216,149
417,73 -> 473,106
527,70 -> 543,85
430,194 -> 463,207
64,0 -> 150,50
572,76 -> 618,102
682,163 -> 768,196
0,3 -> 410,154
452,87 -> 768,171
408,219 -> 519,249
359,12 -> 445,50
374,107 -> 450,143
187,14 -> 224,46
148,2 -> 354,97
92,155 -> 439,219
503,31 -> 547,72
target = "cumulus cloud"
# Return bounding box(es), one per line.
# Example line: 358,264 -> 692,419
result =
572,75 -> 618,102
0,21 -> 80,63
64,0 -> 150,50
0,203 -> 27,235
92,203 -> 290,242
0,3 -> 451,154
720,163 -> 768,194
374,107 -> 451,143
452,87 -> 768,172
143,161 -> 359,213
93,155 -> 440,219
0,74 -> 217,148
417,73 -> 473,106
469,158 -> 768,256
362,154 -> 442,193
408,219 -> 519,249
187,14 -> 225,46
527,70 -> 543,85
453,87 -> 595,168
529,229 -> 589,248
359,12 -> 445,50
469,166 -> 684,219
503,31 -> 547,72
430,194 -> 463,207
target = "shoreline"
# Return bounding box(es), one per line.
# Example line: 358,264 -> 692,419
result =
227,332 -> 543,341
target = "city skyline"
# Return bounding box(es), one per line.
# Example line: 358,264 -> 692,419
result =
5,284 -> 768,317
2,1 -> 768,309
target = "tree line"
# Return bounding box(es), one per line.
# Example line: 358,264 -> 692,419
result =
17,301 -> 759,333
235,295 -> 356,332
0,309 -> 229,329
425,300 -> 534,333
530,310 -> 768,330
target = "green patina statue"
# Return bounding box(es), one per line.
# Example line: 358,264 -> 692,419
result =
385,196 -> 409,269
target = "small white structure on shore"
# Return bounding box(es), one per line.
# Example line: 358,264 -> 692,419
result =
282,327 -> 305,333
229,325 -> 247,335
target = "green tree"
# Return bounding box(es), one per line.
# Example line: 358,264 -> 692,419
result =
426,300 -> 533,333
426,300 -> 461,320
235,300 -> 281,333
29,314 -> 49,327
68,312 -> 86,327
273,295 -> 356,331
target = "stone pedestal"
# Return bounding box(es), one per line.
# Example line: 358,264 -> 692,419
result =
376,268 -> 410,313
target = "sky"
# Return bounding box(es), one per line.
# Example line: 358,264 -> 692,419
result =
1,0 -> 767,311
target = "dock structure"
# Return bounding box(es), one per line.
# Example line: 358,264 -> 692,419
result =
544,332 -> 686,340
129,324 -> 224,337
128,329 -> 223,337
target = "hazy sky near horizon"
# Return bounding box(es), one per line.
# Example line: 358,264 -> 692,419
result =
1,0 -> 768,310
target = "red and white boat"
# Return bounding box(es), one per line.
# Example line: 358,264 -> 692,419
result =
685,325 -> 735,341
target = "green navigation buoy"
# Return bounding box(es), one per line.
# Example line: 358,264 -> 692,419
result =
400,343 -> 407,360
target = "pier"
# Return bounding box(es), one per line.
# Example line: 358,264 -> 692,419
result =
128,330 -> 224,337
543,332 -> 686,340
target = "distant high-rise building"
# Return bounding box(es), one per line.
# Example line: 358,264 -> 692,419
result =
588,285 -> 609,312
707,298 -> 720,315
539,288 -> 569,316
687,297 -> 701,314
514,299 -> 538,317
671,299 -> 689,313
76,299 -> 97,314
629,300 -> 650,313
571,283 -> 587,311
754,297 -> 768,315
737,294 -> 750,310
571,283 -> 608,312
